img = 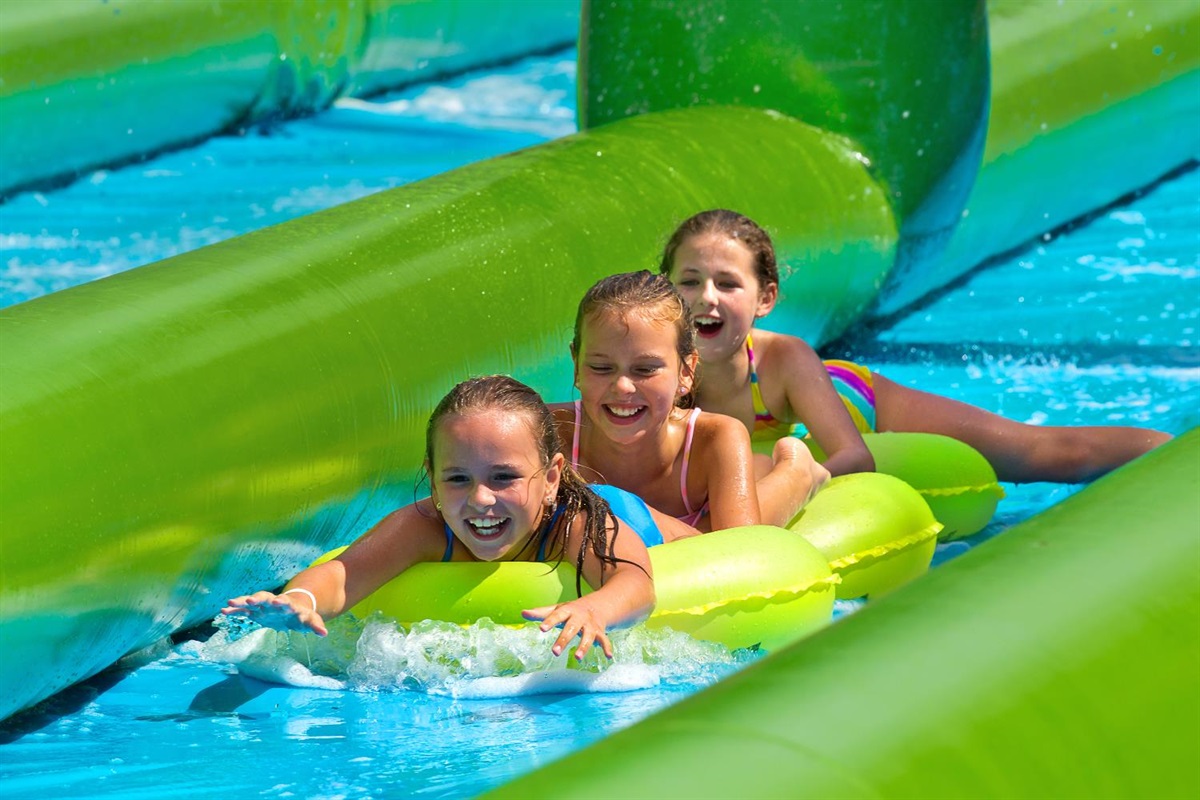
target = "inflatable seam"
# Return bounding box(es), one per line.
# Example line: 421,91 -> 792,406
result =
920,484 -> 1007,499
650,574 -> 842,619
827,523 -> 943,570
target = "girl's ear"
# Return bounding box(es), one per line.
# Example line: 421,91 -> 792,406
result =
755,281 -> 779,319
545,452 -> 565,502
426,461 -> 440,505
680,351 -> 701,393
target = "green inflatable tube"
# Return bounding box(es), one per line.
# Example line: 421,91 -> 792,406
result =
486,429 -> 1200,800
788,473 -> 942,600
805,432 -> 1006,541
0,0 -> 578,197
316,525 -> 839,653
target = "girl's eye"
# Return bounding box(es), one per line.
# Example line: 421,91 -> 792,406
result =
492,473 -> 520,483
587,364 -> 612,374
719,280 -> 740,290
443,475 -> 470,485
677,278 -> 699,288
635,365 -> 662,377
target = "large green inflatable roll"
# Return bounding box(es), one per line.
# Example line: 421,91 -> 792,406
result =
877,0 -> 1200,312
0,0 -> 579,197
580,0 -> 989,276
486,430 -> 1200,800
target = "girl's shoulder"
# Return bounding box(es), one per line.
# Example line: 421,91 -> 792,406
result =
754,328 -> 825,379
691,407 -> 754,448
341,498 -> 447,567
379,498 -> 445,541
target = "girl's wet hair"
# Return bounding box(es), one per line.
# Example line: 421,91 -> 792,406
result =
659,208 -> 780,288
425,374 -> 629,594
570,270 -> 697,406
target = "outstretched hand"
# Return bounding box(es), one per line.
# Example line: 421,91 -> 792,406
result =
522,599 -> 614,661
222,591 -> 329,637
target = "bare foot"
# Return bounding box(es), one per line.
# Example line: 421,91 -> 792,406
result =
774,436 -> 830,504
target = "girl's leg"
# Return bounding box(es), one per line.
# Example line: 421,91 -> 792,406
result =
755,437 -> 831,526
873,374 -> 1170,484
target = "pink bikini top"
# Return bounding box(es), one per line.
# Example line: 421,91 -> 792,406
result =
572,400 -> 709,527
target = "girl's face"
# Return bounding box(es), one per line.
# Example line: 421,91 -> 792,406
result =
574,309 -> 697,447
430,409 -> 562,562
667,232 -> 777,363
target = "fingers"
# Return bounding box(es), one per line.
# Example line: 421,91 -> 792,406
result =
521,606 -> 553,623
219,591 -> 328,636
525,603 -> 614,661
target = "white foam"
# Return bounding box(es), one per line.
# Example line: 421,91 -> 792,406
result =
199,613 -> 751,697
445,665 -> 660,699
238,655 -> 348,690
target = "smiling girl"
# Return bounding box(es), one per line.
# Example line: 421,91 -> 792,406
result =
224,375 -> 655,661
552,271 -> 828,538
661,209 -> 1170,483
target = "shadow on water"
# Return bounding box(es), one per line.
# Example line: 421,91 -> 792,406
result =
0,663 -> 136,744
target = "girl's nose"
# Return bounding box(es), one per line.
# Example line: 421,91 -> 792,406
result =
701,280 -> 719,306
615,373 -> 636,394
468,482 -> 495,509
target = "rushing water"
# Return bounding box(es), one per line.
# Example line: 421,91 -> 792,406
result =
1,46 -> 1196,799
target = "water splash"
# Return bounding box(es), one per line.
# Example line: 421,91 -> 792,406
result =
196,612 -> 755,698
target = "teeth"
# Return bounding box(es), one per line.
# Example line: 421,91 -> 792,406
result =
607,405 -> 642,418
695,317 -> 721,328
470,518 -> 504,529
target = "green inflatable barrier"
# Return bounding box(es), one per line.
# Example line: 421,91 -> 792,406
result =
0,0 -> 578,197
488,429 -> 1200,800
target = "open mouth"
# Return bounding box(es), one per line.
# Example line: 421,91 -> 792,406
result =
694,316 -> 724,338
603,404 -> 646,424
465,516 -> 510,540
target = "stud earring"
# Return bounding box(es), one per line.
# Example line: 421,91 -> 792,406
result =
435,501 -> 442,511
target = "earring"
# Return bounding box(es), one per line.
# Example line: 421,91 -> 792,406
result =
435,501 -> 442,511
679,386 -> 688,395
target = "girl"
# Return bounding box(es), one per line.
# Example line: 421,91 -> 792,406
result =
224,375 -> 655,661
552,271 -> 828,537
660,209 -> 1171,483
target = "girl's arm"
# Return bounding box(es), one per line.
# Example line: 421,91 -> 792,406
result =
222,500 -> 444,637
771,334 -> 874,477
693,413 -> 763,530
523,515 -> 655,661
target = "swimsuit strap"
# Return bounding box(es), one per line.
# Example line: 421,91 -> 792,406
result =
747,333 -> 774,422
441,522 -> 455,562
571,399 -> 582,469
679,406 -> 702,516
535,501 -> 567,561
